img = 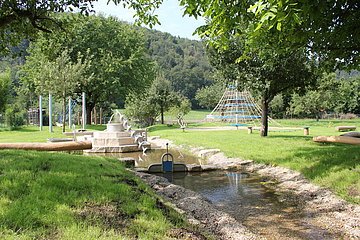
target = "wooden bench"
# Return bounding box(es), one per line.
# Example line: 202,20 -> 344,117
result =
335,126 -> 357,132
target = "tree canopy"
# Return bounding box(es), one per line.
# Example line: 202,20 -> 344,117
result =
21,14 -> 155,123
2,0 -> 358,71
0,0 -> 162,53
145,30 -> 214,108
0,70 -> 11,113
180,0 -> 359,70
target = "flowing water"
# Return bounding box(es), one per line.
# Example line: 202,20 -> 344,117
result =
169,171 -> 338,240
89,150 -> 338,239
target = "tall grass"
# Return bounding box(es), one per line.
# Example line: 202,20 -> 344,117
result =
0,150 -> 185,239
148,119 -> 360,204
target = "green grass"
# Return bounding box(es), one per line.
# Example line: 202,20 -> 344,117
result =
148,118 -> 360,204
0,150 -> 186,239
0,125 -> 106,143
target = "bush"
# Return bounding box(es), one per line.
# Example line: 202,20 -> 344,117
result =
5,105 -> 25,129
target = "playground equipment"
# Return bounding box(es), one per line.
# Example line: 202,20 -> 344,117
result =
206,84 -> 262,125
86,110 -> 151,153
35,93 -> 87,132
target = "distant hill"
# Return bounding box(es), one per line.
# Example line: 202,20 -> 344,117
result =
144,29 -> 214,108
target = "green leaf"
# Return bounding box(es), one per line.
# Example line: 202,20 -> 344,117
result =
276,22 -> 281,31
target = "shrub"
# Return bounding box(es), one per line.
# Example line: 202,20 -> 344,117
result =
5,105 -> 25,129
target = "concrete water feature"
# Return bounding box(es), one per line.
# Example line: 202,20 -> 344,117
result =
85,111 -> 150,153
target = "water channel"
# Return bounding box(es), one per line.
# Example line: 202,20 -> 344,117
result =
92,149 -> 339,239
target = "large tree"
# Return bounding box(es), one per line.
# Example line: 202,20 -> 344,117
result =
27,14 -> 155,124
180,0 -> 359,70
0,0 -> 162,53
2,1 -> 358,70
125,73 -> 185,126
209,38 -> 317,136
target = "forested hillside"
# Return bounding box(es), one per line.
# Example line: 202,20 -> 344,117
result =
144,30 -> 214,107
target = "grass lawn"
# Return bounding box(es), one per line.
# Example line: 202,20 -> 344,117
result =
0,125 -> 106,143
148,118 -> 360,204
0,150 -> 188,239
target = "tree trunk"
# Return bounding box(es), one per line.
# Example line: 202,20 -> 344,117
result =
160,105 -> 164,124
260,97 -> 269,137
86,102 -> 95,125
62,96 -> 66,133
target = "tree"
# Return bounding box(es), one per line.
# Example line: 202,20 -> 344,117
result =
167,97 -> 191,122
124,91 -> 158,127
0,0 -> 162,53
2,0 -> 359,71
0,70 -> 11,113
179,0 -> 359,70
209,38 -> 317,136
195,82 -> 225,110
21,48 -> 90,132
144,30 -> 214,108
289,73 -> 360,118
125,73 -> 186,126
149,74 -> 181,124
26,14 -> 155,124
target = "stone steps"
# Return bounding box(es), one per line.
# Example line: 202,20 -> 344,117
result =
93,137 -> 135,147
89,143 -> 150,153
93,132 -> 131,138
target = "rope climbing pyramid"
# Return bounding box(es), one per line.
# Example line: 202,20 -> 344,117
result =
205,82 -> 263,126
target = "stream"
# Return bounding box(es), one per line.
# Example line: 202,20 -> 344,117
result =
89,149 -> 341,239
168,171 -> 340,240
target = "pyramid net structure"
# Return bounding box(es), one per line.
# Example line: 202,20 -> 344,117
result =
205,83 -> 263,126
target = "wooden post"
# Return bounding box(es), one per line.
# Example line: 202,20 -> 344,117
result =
94,107 -> 97,125
99,108 -> 103,125
303,127 -> 310,136
90,110 -> 93,125
247,126 -> 253,134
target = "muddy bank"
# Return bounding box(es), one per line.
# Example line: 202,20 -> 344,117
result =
148,137 -> 360,239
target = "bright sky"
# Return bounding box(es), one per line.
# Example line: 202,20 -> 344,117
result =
92,0 -> 205,40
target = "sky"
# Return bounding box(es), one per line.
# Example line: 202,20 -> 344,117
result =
92,0 -> 205,40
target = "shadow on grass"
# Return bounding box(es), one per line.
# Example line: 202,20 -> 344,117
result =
267,135 -> 313,140
13,128 -> 39,133
292,143 -> 359,180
